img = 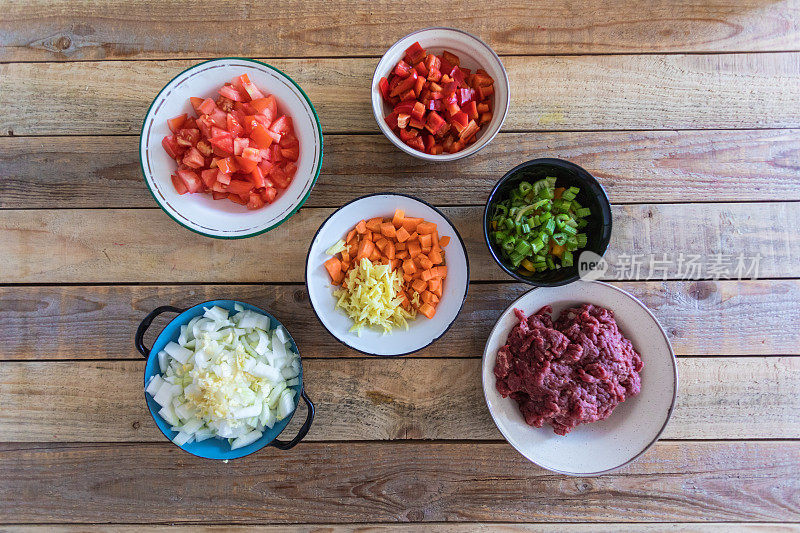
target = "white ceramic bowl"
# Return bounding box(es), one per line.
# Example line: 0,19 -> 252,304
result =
306,194 -> 469,356
140,58 -> 323,239
482,281 -> 678,476
371,28 -> 510,161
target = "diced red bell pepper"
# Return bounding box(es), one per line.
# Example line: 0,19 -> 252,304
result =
404,41 -> 426,65
423,134 -> 435,152
378,77 -> 391,102
394,60 -> 414,78
411,101 -> 426,122
427,99 -> 442,111
480,111 -> 493,124
426,67 -> 441,83
425,111 -> 447,135
458,87 -> 475,106
398,127 -> 418,143
405,136 -> 425,152
462,100 -> 479,121
477,84 -> 495,100
409,117 -> 425,130
450,66 -> 465,87
424,53 -> 441,72
459,119 -> 480,141
451,111 -> 469,133
445,100 -> 461,116
473,72 -> 495,87
414,61 -> 428,78
441,50 -> 460,67
389,70 -> 418,98
393,99 -> 416,115
413,75 -> 425,96
384,111 -> 400,131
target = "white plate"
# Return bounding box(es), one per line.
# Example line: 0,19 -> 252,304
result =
306,194 -> 469,356
140,58 -> 323,239
371,27 -> 510,161
482,281 -> 678,475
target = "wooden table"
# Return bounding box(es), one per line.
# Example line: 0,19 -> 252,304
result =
1,1 -> 799,530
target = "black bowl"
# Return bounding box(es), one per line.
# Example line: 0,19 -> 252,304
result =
483,158 -> 612,286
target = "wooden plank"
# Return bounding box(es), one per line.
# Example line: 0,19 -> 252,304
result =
3,130 -> 800,209
3,54 -> 800,136
3,0 -> 799,61
2,524 -> 798,532
0,280 -> 796,360
0,441 -> 797,523
1,357 -> 797,442
0,203 -> 796,283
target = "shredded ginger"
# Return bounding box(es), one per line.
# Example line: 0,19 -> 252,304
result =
333,257 -> 416,335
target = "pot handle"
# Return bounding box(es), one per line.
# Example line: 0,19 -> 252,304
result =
270,390 -> 315,450
135,305 -> 186,358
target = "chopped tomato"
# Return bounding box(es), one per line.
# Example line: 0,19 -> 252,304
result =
160,74 -> 299,208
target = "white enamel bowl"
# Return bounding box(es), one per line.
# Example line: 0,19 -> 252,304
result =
140,58 -> 323,239
482,281 -> 678,475
306,194 -> 469,356
371,27 -> 510,161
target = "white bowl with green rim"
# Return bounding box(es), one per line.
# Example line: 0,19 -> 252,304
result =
139,58 -> 323,239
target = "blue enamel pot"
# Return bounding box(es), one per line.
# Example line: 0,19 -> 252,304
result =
135,299 -> 315,460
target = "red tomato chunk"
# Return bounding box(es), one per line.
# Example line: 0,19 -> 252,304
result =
161,73 -> 299,209
379,42 -> 495,155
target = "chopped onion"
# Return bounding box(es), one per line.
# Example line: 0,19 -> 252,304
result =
146,306 -> 300,450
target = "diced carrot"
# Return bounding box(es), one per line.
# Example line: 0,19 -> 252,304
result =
554,187 -> 565,200
363,230 -> 373,242
402,217 -> 422,232
418,255 -> 434,270
346,229 -> 357,243
419,233 -> 432,249
366,217 -> 383,232
439,236 -> 451,247
341,249 -> 350,263
380,222 -> 397,239
551,243 -> 565,258
419,302 -> 436,319
433,285 -> 442,298
375,237 -> 389,252
412,279 -> 428,294
396,226 -> 411,243
356,239 -> 374,260
396,242 -> 407,251
403,259 -> 417,275
341,260 -> 350,272
380,257 -> 391,265
399,290 -> 411,310
385,241 -> 396,260
428,249 -> 443,264
408,231 -> 419,242
392,209 -> 405,228
408,241 -> 422,258
389,259 -> 400,270
348,242 -> 358,256
432,231 -> 439,246
421,291 -> 439,305
369,247 -> 381,262
428,278 -> 441,292
396,250 -> 409,259
435,265 -> 448,278
403,273 -> 413,283
417,221 -> 437,235
421,269 -> 435,282
324,257 -> 344,284
355,220 -> 367,234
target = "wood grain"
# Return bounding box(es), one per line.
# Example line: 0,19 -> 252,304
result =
0,203 -> 796,283
0,441 -> 797,523
1,357 -> 797,442
3,54 -> 800,136
2,0 -> 799,60
2,524 -> 798,532
0,280 -> 797,360
3,130 -> 800,209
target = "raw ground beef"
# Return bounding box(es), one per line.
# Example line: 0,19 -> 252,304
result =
494,304 -> 643,435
